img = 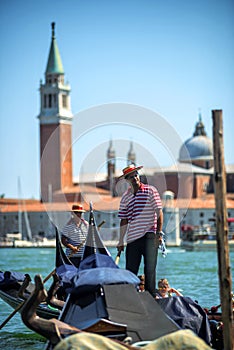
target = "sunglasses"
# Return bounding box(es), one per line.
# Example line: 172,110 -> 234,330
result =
159,285 -> 169,289
126,172 -> 139,180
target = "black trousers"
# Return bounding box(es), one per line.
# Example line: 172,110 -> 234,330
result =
126,232 -> 159,297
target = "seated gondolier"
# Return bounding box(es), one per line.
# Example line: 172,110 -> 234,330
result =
117,164 -> 163,297
61,204 -> 89,267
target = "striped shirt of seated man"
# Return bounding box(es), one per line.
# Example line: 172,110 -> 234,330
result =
61,204 -> 89,267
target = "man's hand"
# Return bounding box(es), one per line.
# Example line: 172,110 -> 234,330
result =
117,242 -> 124,252
117,219 -> 128,252
158,235 -> 163,244
157,231 -> 165,244
71,245 -> 79,253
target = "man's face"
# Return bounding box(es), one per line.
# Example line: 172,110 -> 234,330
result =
126,171 -> 140,186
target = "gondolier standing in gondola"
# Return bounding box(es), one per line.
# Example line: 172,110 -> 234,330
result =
117,164 -> 163,297
61,204 -> 89,267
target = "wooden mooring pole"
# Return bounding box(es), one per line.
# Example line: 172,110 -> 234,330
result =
212,109 -> 233,350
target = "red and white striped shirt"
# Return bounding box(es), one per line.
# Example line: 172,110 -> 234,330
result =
118,183 -> 162,243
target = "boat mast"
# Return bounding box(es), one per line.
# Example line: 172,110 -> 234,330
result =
23,201 -> 32,241
212,109 -> 233,350
18,176 -> 32,241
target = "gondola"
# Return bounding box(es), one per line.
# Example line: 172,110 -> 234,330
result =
0,210 -> 80,325
0,224 -> 72,323
0,278 -> 60,322
19,203 -> 220,349
0,271 -> 60,322
19,203 -> 180,347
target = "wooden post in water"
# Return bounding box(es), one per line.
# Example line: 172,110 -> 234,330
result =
212,109 -> 233,350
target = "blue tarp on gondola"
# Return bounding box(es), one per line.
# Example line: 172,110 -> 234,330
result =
71,267 -> 140,293
56,254 -> 140,293
156,296 -> 212,345
79,253 -> 118,270
56,264 -> 78,289
0,271 -> 26,288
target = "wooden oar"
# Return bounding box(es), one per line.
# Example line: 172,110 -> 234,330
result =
0,298 -> 25,329
0,220 -> 106,330
115,250 -> 122,265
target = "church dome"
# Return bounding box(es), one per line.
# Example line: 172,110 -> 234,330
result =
179,115 -> 213,164
179,135 -> 213,161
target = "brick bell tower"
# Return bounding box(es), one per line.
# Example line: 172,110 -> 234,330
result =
38,23 -> 73,202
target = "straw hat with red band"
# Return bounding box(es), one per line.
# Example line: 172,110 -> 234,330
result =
71,204 -> 86,212
119,164 -> 143,179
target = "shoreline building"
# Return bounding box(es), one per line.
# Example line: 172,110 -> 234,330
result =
0,23 -> 233,246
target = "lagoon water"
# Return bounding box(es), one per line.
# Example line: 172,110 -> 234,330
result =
0,247 -> 233,349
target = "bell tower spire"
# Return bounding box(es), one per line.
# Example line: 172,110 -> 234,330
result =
38,23 -> 73,202
127,141 -> 136,165
107,139 -> 116,178
107,139 -> 116,196
45,22 -> 64,75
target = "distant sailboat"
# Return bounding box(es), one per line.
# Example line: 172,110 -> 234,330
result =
18,176 -> 32,241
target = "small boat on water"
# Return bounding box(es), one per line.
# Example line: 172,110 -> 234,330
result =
0,232 -> 56,248
180,219 -> 234,251
181,235 -> 234,251
0,218 -> 75,323
0,271 -> 60,320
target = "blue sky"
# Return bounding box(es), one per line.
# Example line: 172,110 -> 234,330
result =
0,0 -> 233,199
